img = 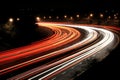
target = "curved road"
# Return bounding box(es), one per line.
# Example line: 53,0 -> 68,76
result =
0,22 -> 120,80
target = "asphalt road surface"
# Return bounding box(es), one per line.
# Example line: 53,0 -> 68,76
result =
0,22 -> 120,80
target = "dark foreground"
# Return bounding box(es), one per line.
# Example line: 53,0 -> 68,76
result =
75,43 -> 120,80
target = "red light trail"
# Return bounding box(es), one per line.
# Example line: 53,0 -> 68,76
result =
0,23 -> 81,76
0,22 -> 120,80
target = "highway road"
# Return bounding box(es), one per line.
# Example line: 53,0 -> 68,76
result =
0,22 -> 120,80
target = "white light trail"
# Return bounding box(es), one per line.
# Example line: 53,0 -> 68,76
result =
8,23 -> 117,80
28,23 -> 115,80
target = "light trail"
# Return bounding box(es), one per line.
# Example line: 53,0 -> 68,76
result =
0,23 -> 81,76
27,23 -> 115,80
35,24 -> 115,80
0,22 -> 119,80
7,23 -> 98,80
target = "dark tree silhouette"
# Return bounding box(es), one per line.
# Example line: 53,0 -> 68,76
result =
0,16 -> 53,50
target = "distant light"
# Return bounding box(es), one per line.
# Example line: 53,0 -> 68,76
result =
36,17 -> 41,21
114,16 -> 117,19
49,16 -> 52,19
87,16 -> 90,19
64,15 -> 67,18
76,14 -> 80,18
56,16 -> 59,19
70,16 -> 73,20
100,13 -> 104,18
43,16 -> 46,19
17,18 -> 20,21
114,14 -> 116,17
9,18 -> 13,22
90,13 -> 93,17
108,16 -> 111,19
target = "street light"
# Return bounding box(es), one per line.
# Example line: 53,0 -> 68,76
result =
64,15 -> 67,19
70,16 -> 73,20
90,13 -> 93,18
100,13 -> 104,18
108,16 -> 111,19
43,16 -> 46,19
36,17 -> 41,21
16,18 -> 20,21
56,16 -> 59,19
9,18 -> 13,22
114,16 -> 117,19
76,14 -> 80,18
49,16 -> 52,19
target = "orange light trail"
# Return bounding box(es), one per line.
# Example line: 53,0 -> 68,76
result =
0,22 -> 81,76
1,22 -> 120,80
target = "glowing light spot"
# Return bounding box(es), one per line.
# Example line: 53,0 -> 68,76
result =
17,18 -> 20,21
36,17 -> 41,21
9,18 -> 13,22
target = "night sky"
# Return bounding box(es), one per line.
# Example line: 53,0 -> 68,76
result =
0,0 -> 119,16
1,0 -> 118,9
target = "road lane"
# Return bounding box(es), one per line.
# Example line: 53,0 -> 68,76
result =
0,22 -> 119,80
27,23 -> 115,80
0,23 -> 81,76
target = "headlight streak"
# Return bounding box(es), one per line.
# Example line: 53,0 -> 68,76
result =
8,24 -> 98,80
7,23 -> 119,80
0,23 -> 81,76
27,24 -> 115,80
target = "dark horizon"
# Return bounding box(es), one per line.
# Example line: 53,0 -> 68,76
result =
0,0 -> 119,17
